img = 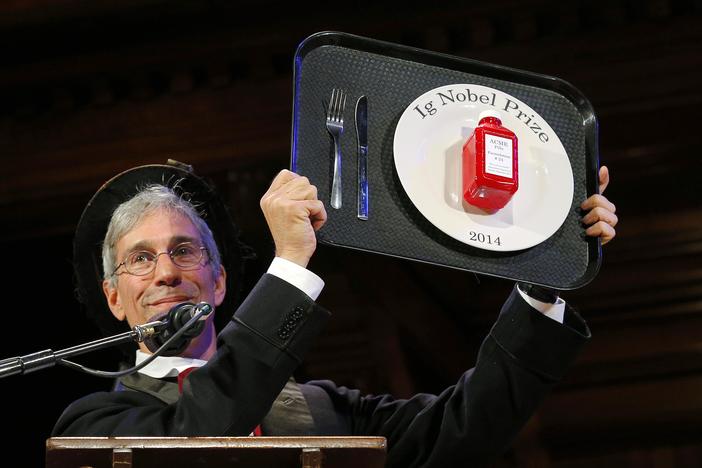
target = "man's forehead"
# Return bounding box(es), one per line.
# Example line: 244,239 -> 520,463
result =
117,210 -> 201,252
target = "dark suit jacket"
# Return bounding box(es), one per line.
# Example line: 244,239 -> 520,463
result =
53,274 -> 590,467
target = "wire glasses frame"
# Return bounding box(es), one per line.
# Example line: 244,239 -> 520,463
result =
111,242 -> 209,277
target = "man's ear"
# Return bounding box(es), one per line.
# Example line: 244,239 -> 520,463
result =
214,265 -> 226,307
102,279 -> 126,321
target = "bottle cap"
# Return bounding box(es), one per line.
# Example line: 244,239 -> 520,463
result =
478,109 -> 502,121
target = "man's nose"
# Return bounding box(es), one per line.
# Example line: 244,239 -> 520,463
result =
152,254 -> 182,286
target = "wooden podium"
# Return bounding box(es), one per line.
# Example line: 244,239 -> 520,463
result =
46,437 -> 387,468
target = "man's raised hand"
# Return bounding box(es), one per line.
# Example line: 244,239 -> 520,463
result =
260,170 -> 327,268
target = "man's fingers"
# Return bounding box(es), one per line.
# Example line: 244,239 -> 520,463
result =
599,166 -> 610,194
281,176 -> 318,200
580,166 -> 616,246
582,206 -> 618,228
580,194 -> 616,213
305,200 -> 327,231
267,169 -> 299,193
585,221 -> 616,245
268,174 -> 317,200
261,174 -> 319,211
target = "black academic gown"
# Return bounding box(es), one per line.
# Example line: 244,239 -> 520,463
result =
53,274 -> 590,467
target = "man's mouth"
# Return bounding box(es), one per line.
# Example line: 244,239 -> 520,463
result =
150,296 -> 191,306
145,296 -> 193,322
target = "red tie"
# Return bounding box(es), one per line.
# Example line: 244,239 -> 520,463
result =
177,367 -> 197,393
177,367 -> 263,436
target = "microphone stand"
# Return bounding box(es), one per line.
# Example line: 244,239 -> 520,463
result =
0,321 -> 163,379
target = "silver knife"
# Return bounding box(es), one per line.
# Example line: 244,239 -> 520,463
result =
355,96 -> 369,220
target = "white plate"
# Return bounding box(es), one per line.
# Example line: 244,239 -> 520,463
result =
393,84 -> 574,252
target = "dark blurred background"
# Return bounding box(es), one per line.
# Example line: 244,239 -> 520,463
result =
1,1 -> 701,466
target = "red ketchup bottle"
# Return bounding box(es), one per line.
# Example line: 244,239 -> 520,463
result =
462,110 -> 519,213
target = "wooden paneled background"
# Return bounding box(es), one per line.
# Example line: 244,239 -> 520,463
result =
1,1 -> 701,466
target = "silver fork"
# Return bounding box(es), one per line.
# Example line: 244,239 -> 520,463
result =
325,88 -> 346,209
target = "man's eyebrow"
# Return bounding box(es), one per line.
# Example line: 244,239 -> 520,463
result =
123,240 -> 153,254
123,236 -> 200,254
171,235 -> 200,246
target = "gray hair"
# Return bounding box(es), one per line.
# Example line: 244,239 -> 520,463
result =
102,184 -> 222,287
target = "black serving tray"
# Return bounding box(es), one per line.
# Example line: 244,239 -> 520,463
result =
290,31 -> 601,289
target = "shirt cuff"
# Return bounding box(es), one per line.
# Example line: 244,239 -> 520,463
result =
267,257 -> 325,301
517,286 -> 566,324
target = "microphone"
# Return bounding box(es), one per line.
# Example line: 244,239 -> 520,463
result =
143,302 -> 213,356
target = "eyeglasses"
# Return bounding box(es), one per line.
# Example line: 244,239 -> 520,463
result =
112,242 -> 209,277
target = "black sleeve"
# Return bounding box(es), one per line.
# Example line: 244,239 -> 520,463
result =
52,274 -> 330,436
308,285 -> 590,468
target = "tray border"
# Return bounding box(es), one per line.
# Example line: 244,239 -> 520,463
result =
290,31 -> 602,290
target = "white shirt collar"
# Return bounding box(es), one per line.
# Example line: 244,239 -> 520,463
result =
135,350 -> 207,378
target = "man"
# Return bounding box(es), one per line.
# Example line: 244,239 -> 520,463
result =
53,162 -> 617,467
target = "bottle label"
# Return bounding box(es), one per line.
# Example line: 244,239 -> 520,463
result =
484,134 -> 513,178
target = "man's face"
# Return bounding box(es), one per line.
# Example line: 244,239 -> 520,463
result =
102,209 -> 226,358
